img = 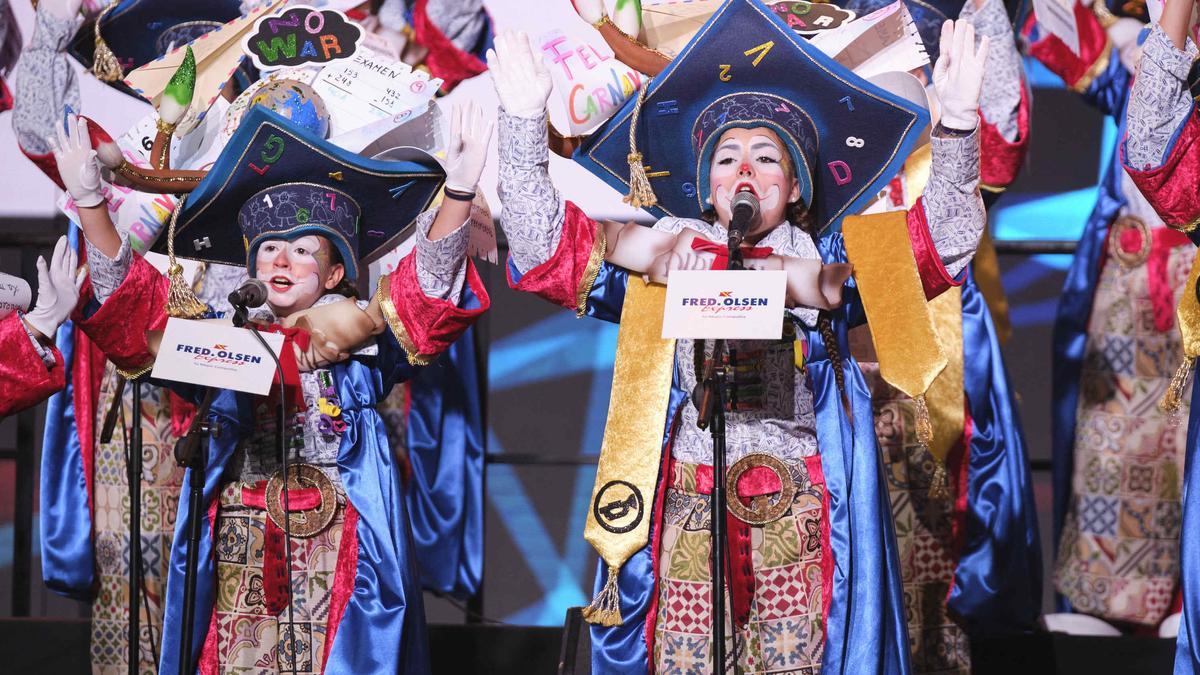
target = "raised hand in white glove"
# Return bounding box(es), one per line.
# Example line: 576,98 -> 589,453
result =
444,101 -> 496,194
25,235 -> 86,340
47,114 -> 105,208
487,31 -> 553,119
932,19 -> 990,132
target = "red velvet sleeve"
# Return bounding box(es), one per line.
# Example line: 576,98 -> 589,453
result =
506,201 -> 607,317
377,254 -> 490,366
411,0 -> 489,92
1123,112 -> 1200,232
1024,5 -> 1111,93
0,313 -> 65,417
980,84 -> 1031,190
907,197 -> 964,300
73,253 -> 169,377
20,117 -> 115,192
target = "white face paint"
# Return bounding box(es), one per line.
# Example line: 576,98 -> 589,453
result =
255,234 -> 330,316
707,128 -> 799,240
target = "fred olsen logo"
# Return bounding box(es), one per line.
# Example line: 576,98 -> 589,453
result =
176,342 -> 265,367
681,290 -> 770,316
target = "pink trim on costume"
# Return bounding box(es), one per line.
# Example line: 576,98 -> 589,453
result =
980,85 -> 1031,189
507,201 -> 603,312
323,501 -> 360,672
198,496 -> 221,675
1124,113 -> 1200,230
643,417 -> 679,674
945,404 -> 972,604
906,198 -> 962,300
804,454 -> 834,626
391,252 -> 490,359
73,253 -> 169,373
411,0 -> 488,92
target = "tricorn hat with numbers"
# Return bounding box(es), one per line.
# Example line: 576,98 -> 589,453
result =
572,0 -> 929,233
151,105 -> 445,282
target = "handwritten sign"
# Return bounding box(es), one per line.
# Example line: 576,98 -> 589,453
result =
662,270 -> 787,340
0,272 -> 31,320
314,47 -> 442,136
244,5 -> 363,71
538,29 -> 644,135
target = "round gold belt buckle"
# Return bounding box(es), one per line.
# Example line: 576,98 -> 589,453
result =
265,464 -> 337,538
725,453 -> 796,525
1108,215 -> 1151,268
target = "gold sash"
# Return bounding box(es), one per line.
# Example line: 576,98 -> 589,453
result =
582,277 -> 676,626
1160,248 -> 1200,416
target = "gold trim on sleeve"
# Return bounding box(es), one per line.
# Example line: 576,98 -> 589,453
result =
576,228 -> 608,318
1072,38 -> 1113,94
376,273 -> 434,367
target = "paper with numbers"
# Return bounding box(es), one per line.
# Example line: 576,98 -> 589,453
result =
313,48 -> 442,136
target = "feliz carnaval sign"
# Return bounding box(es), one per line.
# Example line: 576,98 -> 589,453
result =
243,5 -> 364,71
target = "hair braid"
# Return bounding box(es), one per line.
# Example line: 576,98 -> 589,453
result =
817,311 -> 849,410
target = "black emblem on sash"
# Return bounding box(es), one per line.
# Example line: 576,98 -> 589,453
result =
593,480 -> 644,534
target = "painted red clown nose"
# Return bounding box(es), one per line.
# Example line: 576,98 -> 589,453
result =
739,163 -> 752,174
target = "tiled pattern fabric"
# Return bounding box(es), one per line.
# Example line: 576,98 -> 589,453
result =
211,481 -> 345,674
654,460 -> 826,674
859,362 -> 970,675
90,364 -> 185,674
1055,233 -> 1195,626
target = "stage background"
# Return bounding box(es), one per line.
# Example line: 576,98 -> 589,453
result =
0,0 -> 1109,631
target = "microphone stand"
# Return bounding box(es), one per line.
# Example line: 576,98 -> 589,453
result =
697,230 -> 747,674
128,377 -> 143,675
173,386 -> 218,675
231,302 -> 298,675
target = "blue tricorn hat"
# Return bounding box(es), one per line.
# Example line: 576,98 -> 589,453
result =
68,0 -> 248,98
153,105 -> 445,282
574,0 -> 929,234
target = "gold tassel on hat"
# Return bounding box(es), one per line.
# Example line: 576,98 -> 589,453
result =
581,564 -> 624,627
91,2 -> 124,83
622,87 -> 658,209
164,196 -> 209,319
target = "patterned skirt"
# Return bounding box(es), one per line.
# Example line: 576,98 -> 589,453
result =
1055,224 -> 1194,626
90,367 -> 185,675
858,362 -> 971,675
653,456 -> 828,674
208,479 -> 349,674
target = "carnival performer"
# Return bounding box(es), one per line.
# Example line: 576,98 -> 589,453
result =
1025,0 -> 1196,635
489,0 -> 989,669
11,1 -> 257,670
1121,0 -> 1200,230
846,0 -> 1042,671
0,237 -> 83,417
48,93 -> 491,673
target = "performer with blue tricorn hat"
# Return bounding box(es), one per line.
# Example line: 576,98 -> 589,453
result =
488,0 -> 989,671
46,93 -> 494,672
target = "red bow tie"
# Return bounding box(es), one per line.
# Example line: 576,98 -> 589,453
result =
690,238 -> 774,270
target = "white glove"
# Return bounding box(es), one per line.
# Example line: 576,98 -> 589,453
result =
932,19 -> 990,132
25,235 -> 86,340
487,31 -> 554,119
47,114 -> 105,208
443,101 -> 496,194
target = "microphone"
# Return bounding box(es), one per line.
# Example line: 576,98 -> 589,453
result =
228,278 -> 269,309
728,190 -> 760,250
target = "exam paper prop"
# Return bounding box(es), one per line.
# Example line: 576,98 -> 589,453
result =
0,272 -> 31,320
124,0 -> 286,132
313,47 -> 442,137
809,1 -> 929,78
1031,0 -> 1080,55
536,28 -> 645,135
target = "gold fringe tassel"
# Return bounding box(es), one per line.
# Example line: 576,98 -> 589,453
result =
915,394 -> 949,499
928,460 -> 949,500
91,3 -> 124,83
621,87 -> 657,209
164,196 -> 209,318
1159,356 -> 1195,419
580,564 -> 624,627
